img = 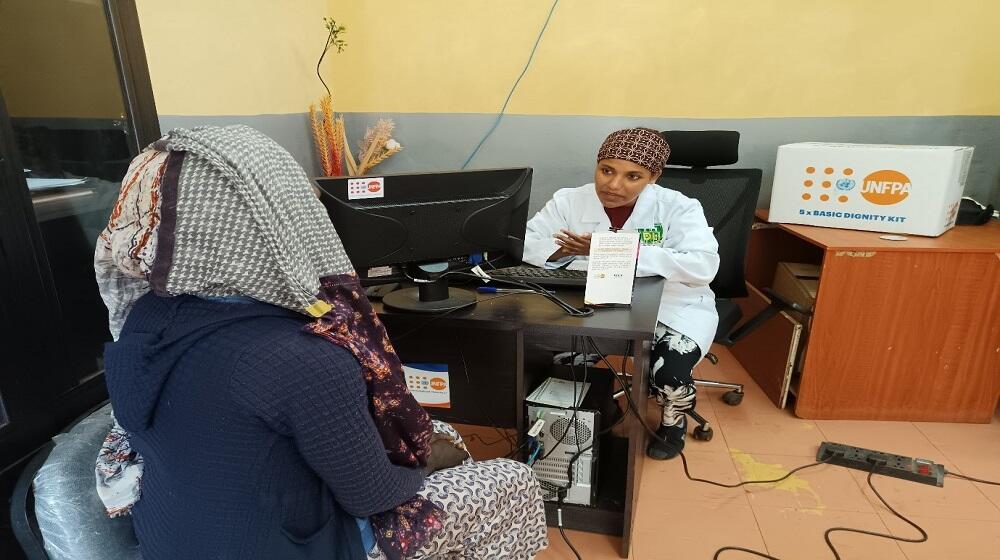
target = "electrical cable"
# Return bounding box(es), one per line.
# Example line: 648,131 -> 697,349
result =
504,440 -> 530,459
460,0 -> 560,170
557,525 -> 583,560
681,452 -> 832,489
538,336 -> 586,462
554,412 -> 587,559
819,465 -> 927,560
444,270 -> 593,317
712,547 -> 781,560
945,471 -> 1000,486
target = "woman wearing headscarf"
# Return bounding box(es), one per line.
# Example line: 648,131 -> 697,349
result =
93,125 -> 547,559
523,127 -> 720,460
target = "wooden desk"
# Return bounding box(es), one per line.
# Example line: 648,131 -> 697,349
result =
374,278 -> 664,558
746,210 -> 1000,422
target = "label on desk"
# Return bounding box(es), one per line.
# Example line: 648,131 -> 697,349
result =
403,363 -> 451,408
584,231 -> 640,306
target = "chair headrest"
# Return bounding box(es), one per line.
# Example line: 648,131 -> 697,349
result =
660,130 -> 740,168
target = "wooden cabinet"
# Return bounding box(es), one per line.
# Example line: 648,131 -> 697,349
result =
737,210 -> 1000,423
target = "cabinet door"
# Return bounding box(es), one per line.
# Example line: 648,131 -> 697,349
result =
0,0 -> 158,468
1,0 -> 140,394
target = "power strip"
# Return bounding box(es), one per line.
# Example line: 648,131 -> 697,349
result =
817,441 -> 945,487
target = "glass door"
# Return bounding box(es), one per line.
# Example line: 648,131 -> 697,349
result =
0,0 -> 141,393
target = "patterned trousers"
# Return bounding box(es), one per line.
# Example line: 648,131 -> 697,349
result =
368,421 -> 549,559
650,323 -> 702,427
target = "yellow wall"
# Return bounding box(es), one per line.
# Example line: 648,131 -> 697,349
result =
331,0 -> 1000,118
135,0 -> 329,116
135,0 -> 1000,119
0,0 -> 125,119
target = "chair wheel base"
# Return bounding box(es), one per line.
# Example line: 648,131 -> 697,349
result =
722,390 -> 744,406
692,426 -> 714,441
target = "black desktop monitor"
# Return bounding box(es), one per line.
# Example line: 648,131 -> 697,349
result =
315,168 -> 531,313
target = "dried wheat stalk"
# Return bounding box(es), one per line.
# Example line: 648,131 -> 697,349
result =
309,103 -> 331,175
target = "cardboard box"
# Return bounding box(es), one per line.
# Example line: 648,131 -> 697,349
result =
771,262 -> 819,329
769,143 -> 974,237
771,262 -> 820,375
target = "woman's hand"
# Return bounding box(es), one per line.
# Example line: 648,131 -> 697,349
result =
423,434 -> 470,475
553,229 -> 592,257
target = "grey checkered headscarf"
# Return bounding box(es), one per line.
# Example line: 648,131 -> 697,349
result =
95,125 -> 354,338
94,128 -> 444,549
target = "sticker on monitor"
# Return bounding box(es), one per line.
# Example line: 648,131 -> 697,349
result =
347,177 -> 385,200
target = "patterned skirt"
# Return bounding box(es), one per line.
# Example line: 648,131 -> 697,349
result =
367,421 -> 549,559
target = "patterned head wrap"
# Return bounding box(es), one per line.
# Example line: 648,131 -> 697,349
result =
94,126 -> 440,560
596,127 -> 671,173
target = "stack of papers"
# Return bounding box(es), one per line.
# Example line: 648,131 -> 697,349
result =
584,231 -> 640,306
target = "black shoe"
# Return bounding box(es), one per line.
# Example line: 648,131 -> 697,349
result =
646,419 -> 686,460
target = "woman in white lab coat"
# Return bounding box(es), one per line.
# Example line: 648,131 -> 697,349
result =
523,127 -> 720,460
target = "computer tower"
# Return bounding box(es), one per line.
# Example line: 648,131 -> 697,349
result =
527,402 -> 600,506
525,365 -> 617,507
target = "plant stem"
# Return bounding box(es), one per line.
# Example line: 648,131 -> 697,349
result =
316,35 -> 333,98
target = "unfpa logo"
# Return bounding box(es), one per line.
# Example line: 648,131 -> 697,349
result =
860,170 -> 910,205
429,377 -> 448,391
801,166 -> 852,203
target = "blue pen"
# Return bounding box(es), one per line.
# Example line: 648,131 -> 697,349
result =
476,286 -> 547,294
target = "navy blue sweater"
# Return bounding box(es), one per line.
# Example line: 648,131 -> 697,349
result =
104,294 -> 424,559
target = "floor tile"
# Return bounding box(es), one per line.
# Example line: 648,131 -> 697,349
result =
735,452 -> 875,513
753,505 -> 906,560
944,457 -> 1000,512
538,528 -> 624,560
714,409 -> 826,457
849,466 -> 1000,522
632,500 -> 765,560
914,420 -> 1000,465
877,513 -> 1000,560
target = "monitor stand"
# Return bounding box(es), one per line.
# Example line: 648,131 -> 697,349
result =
381,262 -> 477,313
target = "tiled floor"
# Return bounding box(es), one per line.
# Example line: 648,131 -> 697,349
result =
480,345 -> 1000,560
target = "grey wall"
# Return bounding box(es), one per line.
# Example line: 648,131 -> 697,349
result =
160,113 -> 1000,216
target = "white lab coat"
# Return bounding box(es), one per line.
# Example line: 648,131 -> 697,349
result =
523,183 -> 720,356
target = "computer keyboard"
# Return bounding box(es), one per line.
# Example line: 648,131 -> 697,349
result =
487,265 -> 588,287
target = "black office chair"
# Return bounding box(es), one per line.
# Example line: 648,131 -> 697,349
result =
646,130 -> 762,440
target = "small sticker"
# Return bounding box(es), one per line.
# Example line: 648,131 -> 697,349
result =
471,265 -> 491,282
347,177 -> 385,200
879,235 -> 908,241
367,266 -> 394,278
404,363 -> 450,409
637,223 -> 664,246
